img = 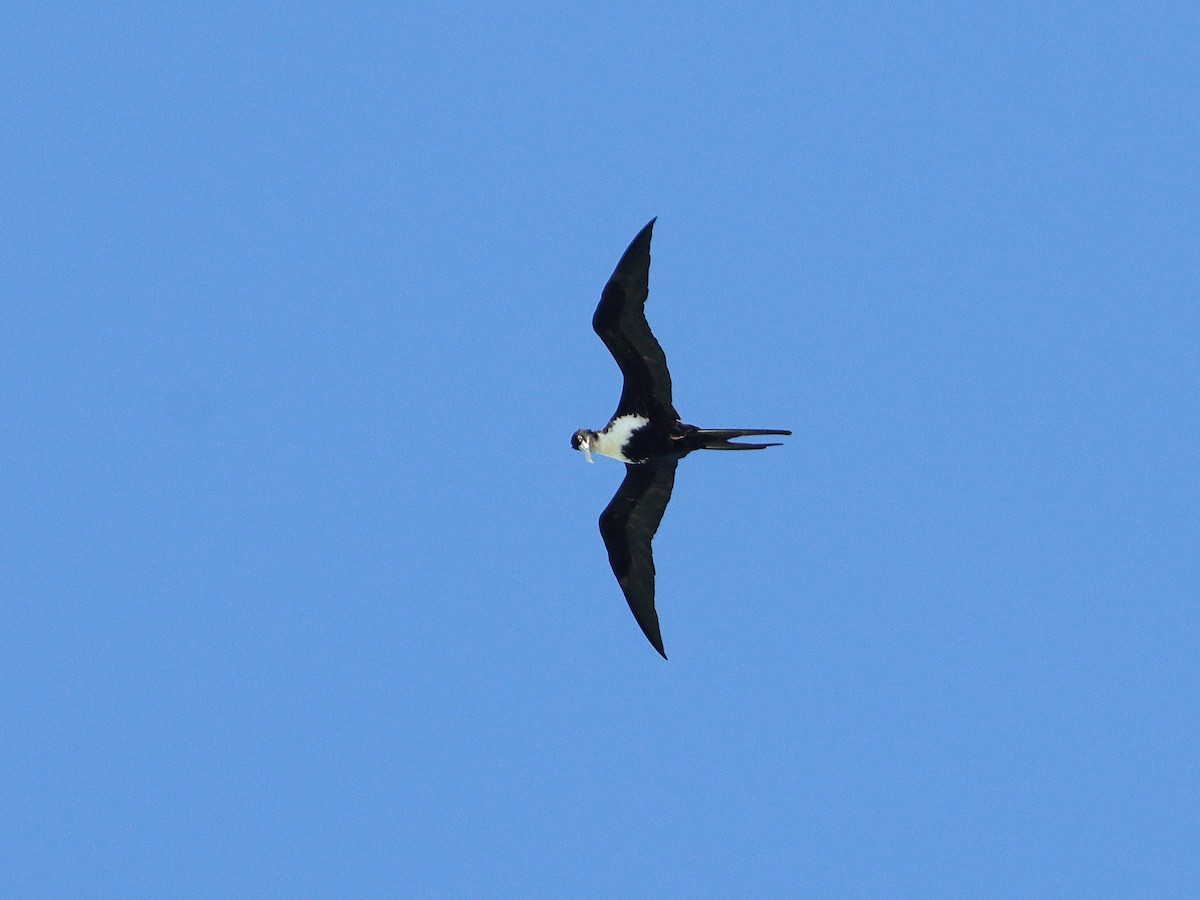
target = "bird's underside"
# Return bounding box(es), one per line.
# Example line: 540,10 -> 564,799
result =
574,219 -> 791,658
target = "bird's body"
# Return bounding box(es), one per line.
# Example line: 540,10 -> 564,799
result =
573,219 -> 790,658
584,414 -> 651,463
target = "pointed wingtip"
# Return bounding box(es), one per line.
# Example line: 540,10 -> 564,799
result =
633,610 -> 667,659
636,619 -> 668,659
636,608 -> 668,659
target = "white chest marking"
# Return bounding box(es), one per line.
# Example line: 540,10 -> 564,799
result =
592,415 -> 649,463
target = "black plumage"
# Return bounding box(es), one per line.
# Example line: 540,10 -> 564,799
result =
573,219 -> 790,658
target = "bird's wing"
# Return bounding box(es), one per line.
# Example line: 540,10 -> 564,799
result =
598,458 -> 679,658
592,219 -> 678,422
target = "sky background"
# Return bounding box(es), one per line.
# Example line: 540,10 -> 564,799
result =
3,3 -> 1198,896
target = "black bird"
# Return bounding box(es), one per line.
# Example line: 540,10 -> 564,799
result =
572,219 -> 790,658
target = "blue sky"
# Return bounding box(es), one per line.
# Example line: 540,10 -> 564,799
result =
3,3 -> 1197,896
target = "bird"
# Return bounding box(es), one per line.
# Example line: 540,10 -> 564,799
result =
572,218 -> 791,658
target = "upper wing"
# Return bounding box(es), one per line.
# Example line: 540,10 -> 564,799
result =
598,458 -> 679,658
592,219 -> 678,422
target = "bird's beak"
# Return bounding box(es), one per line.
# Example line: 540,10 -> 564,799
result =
582,437 -> 594,464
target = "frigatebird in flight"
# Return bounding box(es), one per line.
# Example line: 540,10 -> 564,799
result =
572,219 -> 790,658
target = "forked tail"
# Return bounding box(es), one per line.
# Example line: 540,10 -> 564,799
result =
696,428 -> 792,451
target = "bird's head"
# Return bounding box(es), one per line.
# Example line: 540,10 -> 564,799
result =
571,428 -> 596,464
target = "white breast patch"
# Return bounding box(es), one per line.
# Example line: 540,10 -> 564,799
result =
591,414 -> 649,463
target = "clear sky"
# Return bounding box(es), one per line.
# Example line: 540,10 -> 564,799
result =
4,3 -> 1197,897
